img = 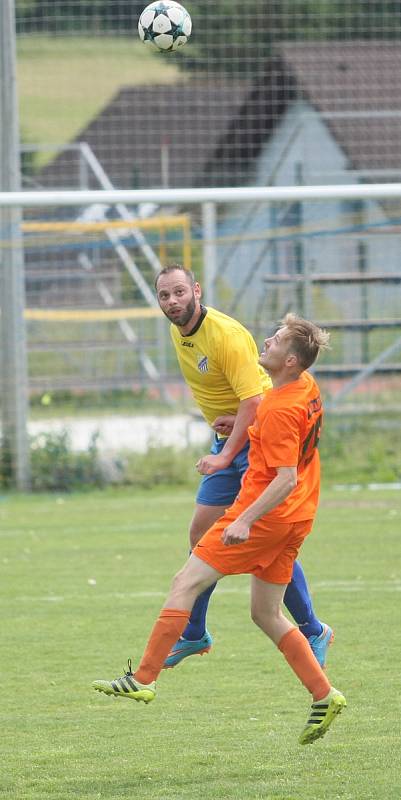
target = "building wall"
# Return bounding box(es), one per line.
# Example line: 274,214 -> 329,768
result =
215,102 -> 401,365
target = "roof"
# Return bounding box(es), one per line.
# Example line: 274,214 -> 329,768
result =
38,79 -> 254,190
279,41 -> 401,174
37,42 -> 401,191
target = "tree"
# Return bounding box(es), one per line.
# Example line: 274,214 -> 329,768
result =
16,0 -> 401,59
16,1 -> 144,32
178,0 -> 401,75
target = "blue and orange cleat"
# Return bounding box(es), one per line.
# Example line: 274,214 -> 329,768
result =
163,630 -> 213,669
308,623 -> 334,668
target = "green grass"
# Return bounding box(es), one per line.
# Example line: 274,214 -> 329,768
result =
320,413 -> 401,484
1,486 -> 401,799
17,36 -> 180,167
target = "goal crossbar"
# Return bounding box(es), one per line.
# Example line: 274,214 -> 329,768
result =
2,183 -> 401,207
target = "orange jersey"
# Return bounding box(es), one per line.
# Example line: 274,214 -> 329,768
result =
236,371 -> 323,522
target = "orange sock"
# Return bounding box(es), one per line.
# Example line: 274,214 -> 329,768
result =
278,627 -> 330,701
134,608 -> 190,685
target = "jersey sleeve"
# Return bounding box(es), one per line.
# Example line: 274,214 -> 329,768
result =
217,328 -> 267,400
260,408 -> 300,467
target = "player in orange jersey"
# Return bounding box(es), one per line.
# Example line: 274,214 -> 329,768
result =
156,265 -> 333,669
93,313 -> 346,744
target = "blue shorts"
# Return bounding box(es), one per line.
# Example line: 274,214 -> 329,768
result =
196,434 -> 250,507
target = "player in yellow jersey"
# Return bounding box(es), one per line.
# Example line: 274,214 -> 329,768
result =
155,265 -> 333,668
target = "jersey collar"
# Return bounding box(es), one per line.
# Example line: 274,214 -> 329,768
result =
181,304 -> 208,336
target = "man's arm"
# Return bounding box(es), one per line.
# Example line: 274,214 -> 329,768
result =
196,394 -> 262,475
221,466 -> 297,545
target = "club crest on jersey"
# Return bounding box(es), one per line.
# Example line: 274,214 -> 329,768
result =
197,355 -> 208,373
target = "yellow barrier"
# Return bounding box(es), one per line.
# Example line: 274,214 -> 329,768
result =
20,215 -> 193,323
21,214 -> 192,269
24,307 -> 163,322
22,214 -> 189,233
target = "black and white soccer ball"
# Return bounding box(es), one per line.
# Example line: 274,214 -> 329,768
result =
138,1 -> 192,52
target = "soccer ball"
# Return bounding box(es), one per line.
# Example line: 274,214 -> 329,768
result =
138,1 -> 192,52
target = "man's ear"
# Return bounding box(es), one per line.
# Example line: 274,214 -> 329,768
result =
194,281 -> 202,299
286,352 -> 299,368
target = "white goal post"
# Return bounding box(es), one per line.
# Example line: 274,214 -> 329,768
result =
2,182 -> 401,208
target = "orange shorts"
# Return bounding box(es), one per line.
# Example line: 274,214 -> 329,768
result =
193,506 -> 314,584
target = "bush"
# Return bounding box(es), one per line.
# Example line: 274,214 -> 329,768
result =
320,414 -> 401,484
29,429 -> 105,491
121,445 -> 202,489
2,413 -> 400,492
1,430 -> 202,492
0,438 -> 13,488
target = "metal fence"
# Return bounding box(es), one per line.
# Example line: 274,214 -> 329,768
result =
2,0 -> 401,486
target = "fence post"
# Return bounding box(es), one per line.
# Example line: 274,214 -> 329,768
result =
202,201 -> 217,306
0,0 -> 31,489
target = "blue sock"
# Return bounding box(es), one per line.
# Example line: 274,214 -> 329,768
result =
283,560 -> 323,639
182,582 -> 217,640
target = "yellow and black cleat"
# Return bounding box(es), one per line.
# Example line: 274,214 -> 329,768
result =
92,658 -> 155,704
299,687 -> 346,745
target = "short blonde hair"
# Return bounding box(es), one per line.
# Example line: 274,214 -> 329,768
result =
281,313 -> 331,370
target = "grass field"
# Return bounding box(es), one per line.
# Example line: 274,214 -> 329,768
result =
2,485 -> 400,800
17,36 -> 179,167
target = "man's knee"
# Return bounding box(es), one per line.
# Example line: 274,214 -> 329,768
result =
170,563 -> 203,598
251,604 -> 266,629
251,601 -> 281,631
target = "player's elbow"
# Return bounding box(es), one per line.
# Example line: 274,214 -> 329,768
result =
249,394 -> 262,409
280,468 -> 297,495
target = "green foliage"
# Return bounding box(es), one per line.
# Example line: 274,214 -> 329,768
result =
4,411 -> 400,492
0,438 -> 13,488
29,430 -> 104,491
320,414 -> 401,484
16,1 -> 401,76
2,427 -> 201,492
122,445 -> 201,489
0,410 -> 401,492
16,0 -> 144,33
20,132 -> 37,178
180,0 -> 401,75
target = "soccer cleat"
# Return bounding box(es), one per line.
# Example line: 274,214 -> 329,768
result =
299,687 -> 346,745
308,623 -> 334,668
92,659 -> 155,703
163,630 -> 213,669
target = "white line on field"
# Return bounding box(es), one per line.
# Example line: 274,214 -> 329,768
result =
6,580 -> 401,603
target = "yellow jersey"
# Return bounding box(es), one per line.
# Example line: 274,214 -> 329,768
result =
170,306 -> 271,427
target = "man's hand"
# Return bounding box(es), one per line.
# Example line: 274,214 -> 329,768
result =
221,518 -> 250,546
212,414 -> 236,436
196,453 -> 231,475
